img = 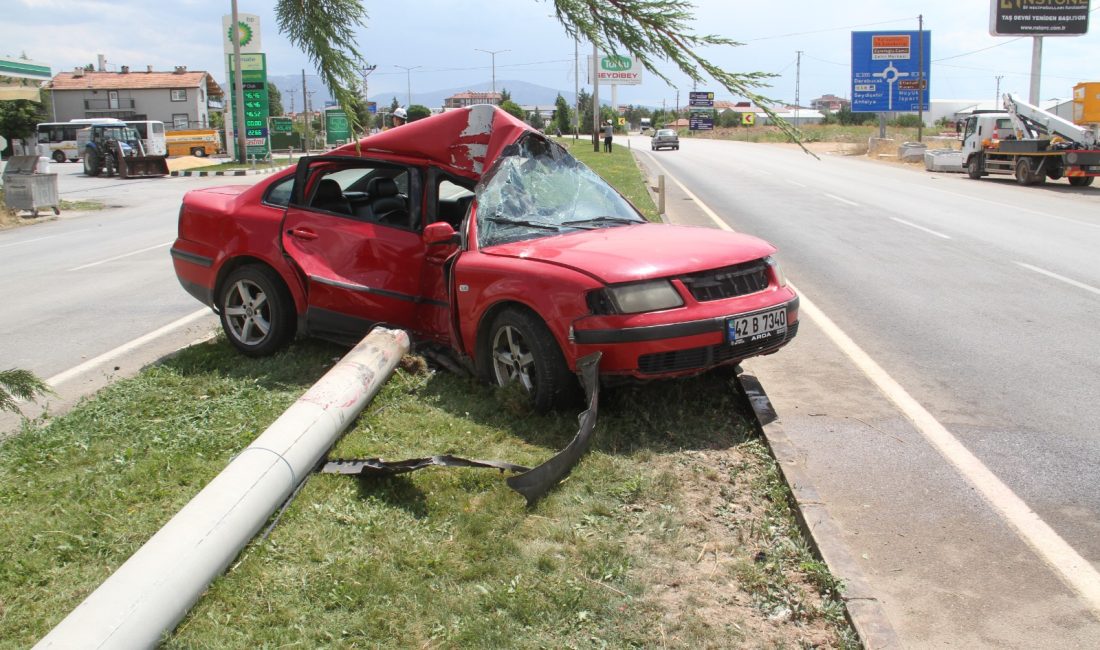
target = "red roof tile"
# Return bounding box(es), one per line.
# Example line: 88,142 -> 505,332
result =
49,70 -> 223,96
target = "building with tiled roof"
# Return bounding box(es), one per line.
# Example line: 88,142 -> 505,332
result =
47,65 -> 223,129
443,91 -> 501,109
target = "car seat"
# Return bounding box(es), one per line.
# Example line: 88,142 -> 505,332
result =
366,177 -> 407,225
312,178 -> 352,215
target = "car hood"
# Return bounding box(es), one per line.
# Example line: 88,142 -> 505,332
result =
483,223 -> 776,284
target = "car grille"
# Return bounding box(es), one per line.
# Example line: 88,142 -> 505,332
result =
680,260 -> 769,302
637,321 -> 799,374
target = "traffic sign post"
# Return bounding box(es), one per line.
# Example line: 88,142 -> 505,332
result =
227,53 -> 270,158
851,31 -> 931,113
689,92 -> 715,131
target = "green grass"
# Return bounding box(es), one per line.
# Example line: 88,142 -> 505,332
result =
707,124 -> 922,144
58,198 -> 105,211
557,136 -> 660,222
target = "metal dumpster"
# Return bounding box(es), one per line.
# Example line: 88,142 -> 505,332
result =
2,155 -> 59,216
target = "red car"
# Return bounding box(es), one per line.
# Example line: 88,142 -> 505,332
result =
171,106 -> 798,411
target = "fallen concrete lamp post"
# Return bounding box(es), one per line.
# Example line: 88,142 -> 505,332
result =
36,327 -> 411,649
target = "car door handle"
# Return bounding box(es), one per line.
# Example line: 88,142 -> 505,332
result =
287,227 -> 319,241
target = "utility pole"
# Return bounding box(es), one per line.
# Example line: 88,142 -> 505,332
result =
1029,37 -> 1043,105
301,70 -> 310,153
286,88 -> 296,116
995,75 -> 1004,106
592,41 -> 600,152
475,48 -> 509,99
395,65 -> 420,108
230,0 -> 247,162
361,64 -> 376,135
574,38 -> 579,139
917,14 -> 924,142
795,50 -> 802,129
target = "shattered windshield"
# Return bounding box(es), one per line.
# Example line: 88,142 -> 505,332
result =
476,135 -> 645,247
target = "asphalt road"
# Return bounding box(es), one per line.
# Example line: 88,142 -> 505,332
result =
627,134 -> 1100,647
0,162 -> 270,431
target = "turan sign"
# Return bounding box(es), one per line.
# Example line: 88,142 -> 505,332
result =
591,54 -> 643,85
990,0 -> 1090,36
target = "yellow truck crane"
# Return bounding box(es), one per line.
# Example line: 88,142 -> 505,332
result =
961,88 -> 1100,187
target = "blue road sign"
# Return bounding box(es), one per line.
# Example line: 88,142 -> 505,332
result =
851,31 -> 930,112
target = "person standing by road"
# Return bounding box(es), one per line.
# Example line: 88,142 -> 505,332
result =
603,120 -> 613,153
391,107 -> 408,129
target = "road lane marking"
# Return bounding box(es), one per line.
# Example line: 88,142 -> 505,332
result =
0,229 -> 92,250
46,308 -> 215,388
891,217 -> 951,239
1016,262 -> 1100,297
638,152 -> 733,231
790,284 -> 1100,617
787,180 -> 807,188
652,161 -> 1100,618
824,193 -> 860,207
69,241 -> 173,271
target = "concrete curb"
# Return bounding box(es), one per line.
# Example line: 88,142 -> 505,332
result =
738,372 -> 902,650
629,142 -> 902,649
170,165 -> 292,177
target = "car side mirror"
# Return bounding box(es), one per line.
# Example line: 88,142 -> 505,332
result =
424,221 -> 458,246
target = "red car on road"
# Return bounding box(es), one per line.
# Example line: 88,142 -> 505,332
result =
171,106 -> 798,410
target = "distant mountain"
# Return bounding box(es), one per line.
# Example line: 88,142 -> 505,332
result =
259,75 -> 577,111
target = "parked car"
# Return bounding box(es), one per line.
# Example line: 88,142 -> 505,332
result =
651,128 -> 680,151
171,105 -> 798,411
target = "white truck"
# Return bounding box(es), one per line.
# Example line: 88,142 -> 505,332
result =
961,93 -> 1099,187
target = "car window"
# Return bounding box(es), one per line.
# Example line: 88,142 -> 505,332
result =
264,175 -> 295,207
477,134 -> 645,247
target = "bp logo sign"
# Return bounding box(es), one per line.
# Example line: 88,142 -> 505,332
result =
228,21 -> 254,47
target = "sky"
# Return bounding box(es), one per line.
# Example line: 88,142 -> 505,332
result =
3,0 -> 1099,108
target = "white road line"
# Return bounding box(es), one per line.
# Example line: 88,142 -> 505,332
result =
891,217 -> 952,240
824,193 -> 860,207
1016,262 -> 1100,297
639,151 -> 733,231
651,160 -> 1100,617
790,284 -> 1100,616
787,180 -> 807,188
0,229 -> 92,250
69,241 -> 173,271
46,308 -> 214,387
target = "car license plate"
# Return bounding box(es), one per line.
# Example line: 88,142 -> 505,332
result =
726,307 -> 787,346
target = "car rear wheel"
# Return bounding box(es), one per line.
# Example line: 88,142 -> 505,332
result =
218,265 -> 296,357
1068,176 -> 1094,187
485,307 -> 577,412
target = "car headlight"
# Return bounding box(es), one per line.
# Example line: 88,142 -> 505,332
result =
765,256 -> 787,288
590,280 -> 684,314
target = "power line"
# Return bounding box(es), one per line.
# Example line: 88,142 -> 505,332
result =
745,16 -> 916,42
932,38 -> 1023,62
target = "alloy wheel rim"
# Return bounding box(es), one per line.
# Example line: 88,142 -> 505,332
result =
224,279 -> 271,345
491,325 -> 535,392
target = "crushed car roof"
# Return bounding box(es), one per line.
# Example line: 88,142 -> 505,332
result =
332,104 -> 537,181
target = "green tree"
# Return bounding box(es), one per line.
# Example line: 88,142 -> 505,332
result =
0,99 -> 46,156
499,88 -> 512,103
500,100 -> 526,121
273,0 -> 795,144
890,114 -> 924,128
576,88 -> 593,134
717,110 -> 741,128
528,107 -> 545,130
407,104 -> 431,122
267,82 -> 284,116
0,368 -> 50,415
554,94 -> 571,135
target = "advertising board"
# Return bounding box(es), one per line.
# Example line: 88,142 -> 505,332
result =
989,0 -> 1090,36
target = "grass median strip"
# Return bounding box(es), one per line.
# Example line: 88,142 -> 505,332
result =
0,146 -> 857,648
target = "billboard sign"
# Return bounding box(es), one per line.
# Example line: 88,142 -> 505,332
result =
589,54 -> 643,85
689,91 -> 715,108
851,31 -> 931,112
689,111 -> 714,131
989,0 -> 1090,36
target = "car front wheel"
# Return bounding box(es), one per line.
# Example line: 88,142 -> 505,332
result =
218,265 -> 296,357
485,307 -> 577,412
